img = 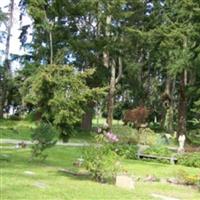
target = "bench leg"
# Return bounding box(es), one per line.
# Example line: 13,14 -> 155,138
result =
170,157 -> 175,165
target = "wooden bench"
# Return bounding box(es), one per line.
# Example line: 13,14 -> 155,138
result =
136,153 -> 177,164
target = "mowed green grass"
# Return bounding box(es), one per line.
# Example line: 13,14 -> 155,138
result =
0,119 -> 35,140
0,119 -> 94,142
1,146 -> 200,200
0,119 -> 133,142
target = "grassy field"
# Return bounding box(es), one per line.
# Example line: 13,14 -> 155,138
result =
0,119 -> 35,140
1,119 -> 200,199
1,146 -> 200,200
0,119 -> 94,142
0,119 -> 132,142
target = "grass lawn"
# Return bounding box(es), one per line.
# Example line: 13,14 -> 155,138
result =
1,146 -> 200,200
0,119 -> 36,140
0,119 -> 134,143
0,119 -> 94,142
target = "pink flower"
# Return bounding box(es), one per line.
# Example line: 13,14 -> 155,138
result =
105,132 -> 119,142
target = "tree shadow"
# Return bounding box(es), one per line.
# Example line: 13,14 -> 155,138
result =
57,169 -> 93,182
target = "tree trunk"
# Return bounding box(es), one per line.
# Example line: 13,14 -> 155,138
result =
5,0 -> 14,73
163,77 -> 174,133
0,0 -> 14,118
81,103 -> 95,131
0,86 -> 4,118
0,71 -> 5,118
49,30 -> 53,65
177,71 -> 187,136
103,15 -> 111,68
107,60 -> 116,128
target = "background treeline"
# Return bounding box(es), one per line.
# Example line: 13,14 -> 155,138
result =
0,0 -> 199,142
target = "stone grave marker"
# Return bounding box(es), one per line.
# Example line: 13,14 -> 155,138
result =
115,174 -> 135,190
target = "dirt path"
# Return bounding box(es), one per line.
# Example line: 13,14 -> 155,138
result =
0,138 -> 90,147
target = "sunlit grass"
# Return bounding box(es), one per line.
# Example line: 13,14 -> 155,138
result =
1,146 -> 200,200
0,118 -> 133,142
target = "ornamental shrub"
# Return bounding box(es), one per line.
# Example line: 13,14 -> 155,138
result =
143,146 -> 172,157
31,122 -> 58,161
138,128 -> 158,146
112,144 -> 138,159
177,152 -> 200,168
83,134 -> 120,183
176,169 -> 200,186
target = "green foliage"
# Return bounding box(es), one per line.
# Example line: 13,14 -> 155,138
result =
22,64 -> 105,141
141,146 -> 174,164
149,122 -> 163,133
31,122 -> 58,160
138,128 -> 158,146
111,125 -> 139,144
177,153 -> 200,168
188,96 -> 200,145
119,134 -> 139,145
111,124 -> 136,136
113,103 -> 123,120
144,146 -> 172,157
187,129 -> 200,146
112,144 -> 138,160
83,135 -> 120,183
176,169 -> 200,186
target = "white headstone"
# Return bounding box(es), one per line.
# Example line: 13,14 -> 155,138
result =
24,171 -> 35,175
116,175 -> 135,190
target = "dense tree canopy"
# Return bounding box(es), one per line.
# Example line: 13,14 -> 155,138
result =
0,0 -> 199,142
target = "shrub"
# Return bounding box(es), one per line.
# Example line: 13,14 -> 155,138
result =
111,125 -> 136,136
119,134 -> 139,145
143,146 -> 172,157
149,122 -> 163,132
31,123 -> 58,160
112,144 -> 138,159
187,129 -> 200,146
177,153 -> 200,168
141,146 -> 174,164
176,169 -> 200,186
138,128 -> 158,146
83,134 -> 120,183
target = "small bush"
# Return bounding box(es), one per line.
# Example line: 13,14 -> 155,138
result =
119,134 -> 139,145
144,146 -> 172,157
83,135 -> 120,183
176,169 -> 200,185
177,153 -> 200,168
149,122 -> 163,132
31,123 -> 58,161
112,144 -> 138,159
111,125 -> 136,136
138,128 -> 158,146
187,129 -> 200,146
142,146 -> 173,164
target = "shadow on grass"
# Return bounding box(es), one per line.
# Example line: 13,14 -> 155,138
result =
57,169 -> 92,182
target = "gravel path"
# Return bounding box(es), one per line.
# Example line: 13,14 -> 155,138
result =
0,138 -> 91,147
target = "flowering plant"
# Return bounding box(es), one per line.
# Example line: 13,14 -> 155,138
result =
83,133 -> 120,183
104,132 -> 119,142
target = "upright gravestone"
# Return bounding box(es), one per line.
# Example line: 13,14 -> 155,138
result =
115,174 -> 135,190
